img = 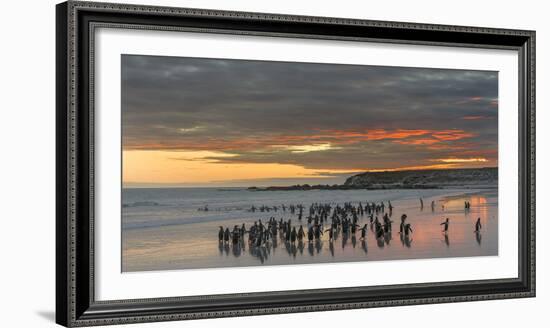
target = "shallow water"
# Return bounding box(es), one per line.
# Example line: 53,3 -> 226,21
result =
122,187 -> 498,272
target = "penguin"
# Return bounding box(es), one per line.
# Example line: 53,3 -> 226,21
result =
297,225 -> 305,241
240,223 -> 247,239
404,223 -> 413,237
440,218 -> 450,233
224,227 -> 231,243
290,227 -> 297,243
383,214 -> 392,233
399,214 -> 407,234
314,225 -> 322,240
256,227 -> 264,246
475,217 -> 482,232
307,226 -> 314,242
232,226 -> 240,244
271,222 -> 278,237
218,226 -> 224,242
324,227 -> 334,242
360,224 -> 368,240
351,223 -> 359,235
375,223 -> 384,239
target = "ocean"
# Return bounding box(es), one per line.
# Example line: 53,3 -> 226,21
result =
122,187 -> 498,272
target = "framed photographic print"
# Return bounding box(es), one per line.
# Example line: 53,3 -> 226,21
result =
56,1 -> 535,326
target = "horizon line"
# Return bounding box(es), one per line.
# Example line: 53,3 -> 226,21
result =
123,166 -> 498,189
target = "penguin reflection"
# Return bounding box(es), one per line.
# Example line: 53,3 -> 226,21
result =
400,234 -> 413,248
329,240 -> 335,257
284,241 -> 292,257
290,242 -> 297,258
384,232 -> 392,245
361,240 -> 368,254
298,240 -> 304,255
475,231 -> 482,245
224,243 -> 230,255
341,233 -> 348,249
232,242 -> 243,257
443,234 -> 450,247
315,240 -> 322,254
249,245 -> 269,264
308,242 -> 314,256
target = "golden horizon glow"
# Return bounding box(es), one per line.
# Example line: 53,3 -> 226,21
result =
123,150 -> 362,185
123,150 -> 496,186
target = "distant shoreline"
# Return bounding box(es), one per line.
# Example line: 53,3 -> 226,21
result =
122,167 -> 498,191
248,167 -> 498,191
247,184 -> 498,192
247,184 -> 441,191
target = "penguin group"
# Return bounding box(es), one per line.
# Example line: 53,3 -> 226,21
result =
217,200 -> 410,254
216,198 -> 486,260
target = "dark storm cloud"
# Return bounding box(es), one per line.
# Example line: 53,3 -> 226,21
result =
122,54 -> 498,170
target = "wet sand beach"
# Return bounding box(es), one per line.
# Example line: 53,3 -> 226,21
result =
122,187 -> 497,272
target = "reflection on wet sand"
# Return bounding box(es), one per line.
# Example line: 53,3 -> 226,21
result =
214,192 -> 495,265
443,233 -> 450,247
400,234 -> 413,248
361,240 -> 368,254
123,189 -> 498,272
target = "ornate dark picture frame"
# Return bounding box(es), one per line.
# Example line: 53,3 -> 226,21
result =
56,1 -> 535,326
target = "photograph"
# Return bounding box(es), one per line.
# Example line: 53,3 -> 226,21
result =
121,55 -> 499,272
51,1 -> 536,326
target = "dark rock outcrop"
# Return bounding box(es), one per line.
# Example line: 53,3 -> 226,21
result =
343,167 -> 497,189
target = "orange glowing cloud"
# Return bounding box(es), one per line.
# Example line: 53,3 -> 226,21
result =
432,130 -> 475,141
389,129 -> 475,147
462,115 -> 488,120
426,144 -> 467,151
321,128 -> 475,146
455,96 -> 496,105
365,163 -> 458,172
393,138 -> 441,146
124,128 -> 476,153
322,128 -> 431,141
431,158 -> 488,163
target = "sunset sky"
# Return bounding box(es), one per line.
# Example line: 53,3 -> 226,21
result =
122,55 -> 498,188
